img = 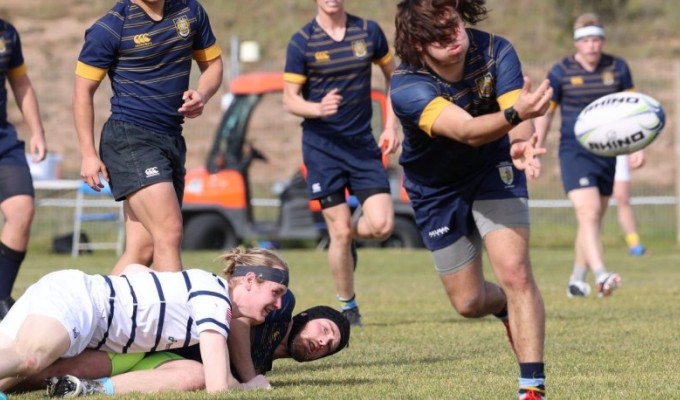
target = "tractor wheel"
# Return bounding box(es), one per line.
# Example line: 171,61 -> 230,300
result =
182,214 -> 238,250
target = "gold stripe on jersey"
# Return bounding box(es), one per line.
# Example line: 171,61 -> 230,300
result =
419,97 -> 452,137
75,61 -> 108,82
7,64 -> 26,78
284,72 -> 307,85
193,43 -> 222,62
497,88 -> 521,110
373,52 -> 393,66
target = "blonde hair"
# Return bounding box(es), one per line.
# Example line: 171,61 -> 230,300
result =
217,246 -> 290,287
574,12 -> 602,29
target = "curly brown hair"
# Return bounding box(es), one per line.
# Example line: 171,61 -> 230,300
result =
394,0 -> 489,68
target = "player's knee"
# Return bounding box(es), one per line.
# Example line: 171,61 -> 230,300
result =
452,295 -> 485,318
496,262 -> 534,290
13,350 -> 43,377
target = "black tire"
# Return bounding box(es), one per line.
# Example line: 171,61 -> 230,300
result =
381,217 -> 423,249
182,214 -> 238,250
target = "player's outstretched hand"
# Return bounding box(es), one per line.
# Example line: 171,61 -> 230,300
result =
510,134 -> 546,179
513,77 -> 553,121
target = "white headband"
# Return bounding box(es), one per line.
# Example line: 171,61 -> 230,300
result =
574,26 -> 605,40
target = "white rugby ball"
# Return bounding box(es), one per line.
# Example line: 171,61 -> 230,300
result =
574,91 -> 665,157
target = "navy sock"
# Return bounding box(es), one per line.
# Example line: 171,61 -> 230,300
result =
519,362 -> 545,392
0,242 -> 26,299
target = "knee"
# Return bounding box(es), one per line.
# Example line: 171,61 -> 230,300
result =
451,294 -> 486,319
496,261 -> 534,291
13,350 -> 43,377
363,215 -> 394,241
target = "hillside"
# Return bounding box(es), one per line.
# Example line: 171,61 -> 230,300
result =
1,0 -> 678,190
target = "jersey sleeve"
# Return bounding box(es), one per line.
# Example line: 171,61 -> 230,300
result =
6,24 -> 25,76
76,17 -> 122,81
284,32 -> 308,85
191,0 -> 221,62
546,63 -> 563,106
493,37 -> 525,110
391,74 -> 444,137
368,20 -> 392,66
188,280 -> 232,338
619,59 -> 634,91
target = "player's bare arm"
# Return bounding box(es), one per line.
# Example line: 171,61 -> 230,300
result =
9,73 -> 46,161
283,82 -> 342,119
179,57 -> 224,118
432,78 -> 552,147
73,75 -> 108,189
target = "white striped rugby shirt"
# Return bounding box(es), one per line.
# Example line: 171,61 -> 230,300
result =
92,269 -> 231,354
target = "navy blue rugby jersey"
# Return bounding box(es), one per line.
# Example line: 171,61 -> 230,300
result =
391,29 -> 523,187
76,0 -> 221,135
284,14 -> 392,139
546,53 -> 633,150
0,19 -> 26,127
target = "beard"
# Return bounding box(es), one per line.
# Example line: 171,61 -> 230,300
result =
288,332 -> 313,362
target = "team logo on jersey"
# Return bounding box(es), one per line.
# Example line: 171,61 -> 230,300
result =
601,71 -> 614,85
312,182 -> 322,193
475,73 -> 495,99
570,76 -> 584,86
351,40 -> 368,58
0,39 -> 6,54
174,16 -> 191,38
314,51 -> 330,63
133,33 -> 152,47
498,163 -> 514,186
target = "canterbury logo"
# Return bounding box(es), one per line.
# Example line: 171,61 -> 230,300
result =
134,34 -> 152,46
145,167 -> 160,178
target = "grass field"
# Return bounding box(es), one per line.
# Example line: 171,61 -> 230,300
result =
5,242 -> 680,399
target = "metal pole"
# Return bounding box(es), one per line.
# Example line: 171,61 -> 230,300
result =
674,60 -> 680,244
230,35 -> 240,81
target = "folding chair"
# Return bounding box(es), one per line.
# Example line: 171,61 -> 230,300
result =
71,181 -> 125,257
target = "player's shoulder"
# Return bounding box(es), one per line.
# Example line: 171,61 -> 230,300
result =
0,19 -> 16,33
347,13 -> 383,32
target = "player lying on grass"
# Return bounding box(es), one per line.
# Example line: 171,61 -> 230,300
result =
12,290 -> 350,397
0,248 -> 289,394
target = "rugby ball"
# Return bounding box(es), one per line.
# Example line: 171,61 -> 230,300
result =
574,91 -> 665,157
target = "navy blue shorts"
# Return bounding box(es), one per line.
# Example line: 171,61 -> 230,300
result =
100,119 -> 186,203
559,145 -> 616,196
302,132 -> 389,201
406,161 -> 528,251
0,126 -> 33,201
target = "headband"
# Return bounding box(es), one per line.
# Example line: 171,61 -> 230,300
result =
233,265 -> 289,286
574,25 -> 605,40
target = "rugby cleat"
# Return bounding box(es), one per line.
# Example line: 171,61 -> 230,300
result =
566,281 -> 591,298
597,273 -> 621,297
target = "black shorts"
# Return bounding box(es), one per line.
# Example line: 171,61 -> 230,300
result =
0,141 -> 34,202
100,119 -> 186,203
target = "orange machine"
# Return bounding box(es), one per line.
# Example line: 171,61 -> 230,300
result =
181,72 -> 420,250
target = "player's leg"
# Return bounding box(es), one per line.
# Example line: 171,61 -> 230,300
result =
17,350 -> 124,392
613,160 -> 645,256
353,192 -> 393,241
568,187 -> 620,296
433,231 -> 506,319
321,199 -> 362,325
0,160 -> 35,318
110,203 -> 154,275
476,198 -> 546,400
100,120 -> 185,272
125,183 -> 183,271
0,315 -> 70,391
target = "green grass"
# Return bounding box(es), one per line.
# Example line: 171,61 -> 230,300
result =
6,242 -> 680,399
